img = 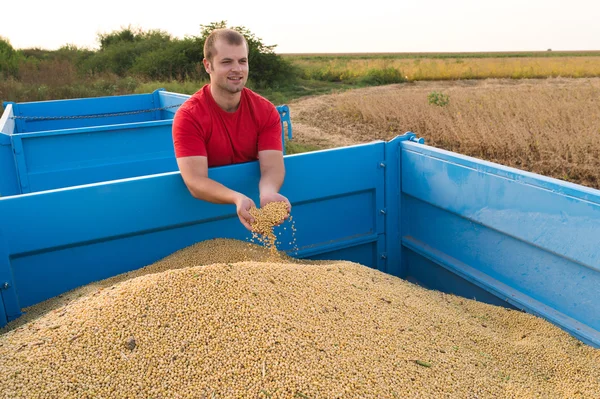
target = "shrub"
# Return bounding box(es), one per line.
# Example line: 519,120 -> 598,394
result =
428,91 -> 450,107
359,67 -> 407,85
0,37 -> 24,79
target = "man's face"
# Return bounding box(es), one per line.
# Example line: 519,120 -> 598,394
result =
204,39 -> 249,94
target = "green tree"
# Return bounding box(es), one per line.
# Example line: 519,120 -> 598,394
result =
198,21 -> 294,88
0,37 -> 24,78
98,26 -> 139,50
86,27 -> 174,76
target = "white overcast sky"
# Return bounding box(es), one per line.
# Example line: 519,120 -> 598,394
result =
2,0 -> 599,53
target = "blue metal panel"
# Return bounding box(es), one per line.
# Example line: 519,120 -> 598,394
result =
276,105 -> 293,155
401,246 -> 521,310
0,290 -> 6,328
276,105 -> 292,141
16,121 -> 176,193
402,142 -> 600,269
399,141 -> 600,348
0,134 -> 19,197
0,226 -> 21,328
9,135 -> 29,194
382,135 -> 409,274
157,90 -> 188,119
3,91 -> 295,195
0,142 -> 385,308
382,132 -> 425,276
151,89 -> 163,121
14,93 -> 157,133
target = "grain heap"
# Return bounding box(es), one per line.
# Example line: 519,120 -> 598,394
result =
0,243 -> 599,397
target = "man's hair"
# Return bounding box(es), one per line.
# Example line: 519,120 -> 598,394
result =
203,29 -> 248,63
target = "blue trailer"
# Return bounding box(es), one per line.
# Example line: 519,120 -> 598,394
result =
0,90 -> 598,351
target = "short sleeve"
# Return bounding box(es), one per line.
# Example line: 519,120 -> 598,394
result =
172,109 -> 207,158
257,105 -> 283,152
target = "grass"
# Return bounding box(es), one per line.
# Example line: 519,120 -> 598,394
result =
250,79 -> 359,105
285,140 -> 322,155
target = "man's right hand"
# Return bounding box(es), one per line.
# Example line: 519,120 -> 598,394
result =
234,194 -> 256,232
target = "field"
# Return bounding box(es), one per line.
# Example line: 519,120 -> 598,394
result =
286,77 -> 600,190
2,48 -> 600,190
283,52 -> 600,82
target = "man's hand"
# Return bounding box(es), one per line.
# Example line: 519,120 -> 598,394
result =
235,193 -> 257,232
260,192 -> 291,225
258,150 -> 289,226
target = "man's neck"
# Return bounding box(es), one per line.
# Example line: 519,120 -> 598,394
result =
210,84 -> 242,113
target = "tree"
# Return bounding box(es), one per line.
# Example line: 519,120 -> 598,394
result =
0,37 -> 24,78
198,21 -> 294,87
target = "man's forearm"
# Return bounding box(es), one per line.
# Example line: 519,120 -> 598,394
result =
184,175 -> 240,204
259,166 -> 284,197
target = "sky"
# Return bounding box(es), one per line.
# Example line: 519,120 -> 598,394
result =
2,0 -> 599,53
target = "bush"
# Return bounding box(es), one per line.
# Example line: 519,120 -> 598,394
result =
198,21 -> 295,87
80,22 -> 294,87
0,37 -> 25,79
359,68 -> 407,85
130,37 -> 204,80
428,91 -> 450,107
84,28 -> 174,77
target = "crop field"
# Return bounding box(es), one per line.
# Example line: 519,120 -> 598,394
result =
287,77 -> 600,190
284,52 -> 600,82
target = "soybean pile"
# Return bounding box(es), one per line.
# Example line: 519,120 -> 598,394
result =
1,203 -> 599,399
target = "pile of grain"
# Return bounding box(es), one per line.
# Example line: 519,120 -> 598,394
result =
0,238 -> 598,399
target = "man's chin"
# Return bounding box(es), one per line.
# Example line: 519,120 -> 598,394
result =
224,84 -> 244,94
215,81 -> 246,94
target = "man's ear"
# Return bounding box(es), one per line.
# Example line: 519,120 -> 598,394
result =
202,58 -> 211,74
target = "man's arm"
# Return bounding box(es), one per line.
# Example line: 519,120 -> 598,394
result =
177,156 -> 256,230
258,150 -> 285,198
177,156 -> 237,203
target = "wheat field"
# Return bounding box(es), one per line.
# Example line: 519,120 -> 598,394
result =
289,78 -> 600,189
290,56 -> 600,81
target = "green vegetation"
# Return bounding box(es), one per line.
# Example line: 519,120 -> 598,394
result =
0,21 -> 298,110
427,91 -> 450,107
284,140 -> 322,155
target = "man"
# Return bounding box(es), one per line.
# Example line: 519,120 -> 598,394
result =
172,28 -> 291,231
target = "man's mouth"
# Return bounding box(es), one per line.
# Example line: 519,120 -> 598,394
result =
228,76 -> 243,82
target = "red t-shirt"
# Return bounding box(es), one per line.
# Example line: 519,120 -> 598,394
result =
172,84 -> 282,167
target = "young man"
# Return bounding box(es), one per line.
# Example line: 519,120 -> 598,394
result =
172,28 -> 291,231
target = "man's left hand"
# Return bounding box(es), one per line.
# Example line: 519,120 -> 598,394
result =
260,192 -> 291,224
